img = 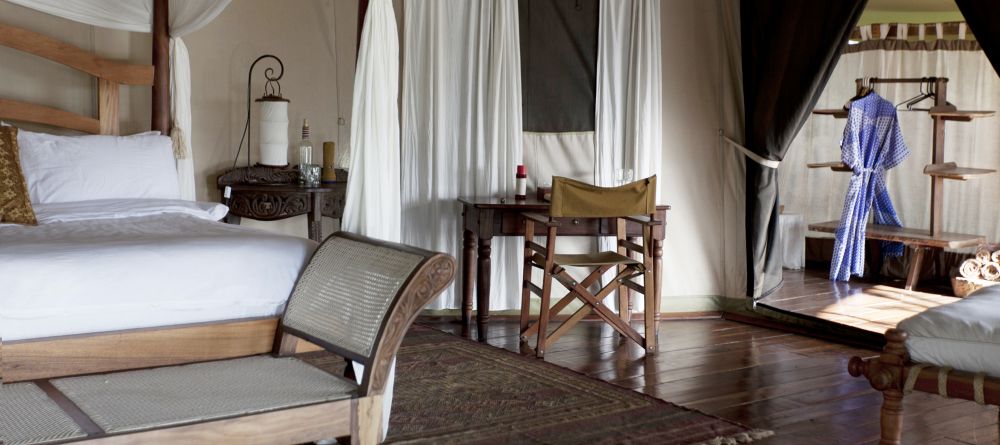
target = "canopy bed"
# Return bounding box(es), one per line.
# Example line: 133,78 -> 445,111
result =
0,0 -> 319,383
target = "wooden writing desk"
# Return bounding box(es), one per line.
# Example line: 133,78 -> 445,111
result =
459,196 -> 669,341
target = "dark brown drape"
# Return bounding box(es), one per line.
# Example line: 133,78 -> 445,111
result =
742,0 -> 867,298
955,0 -> 1000,75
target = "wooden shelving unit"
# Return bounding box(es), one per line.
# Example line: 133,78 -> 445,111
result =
808,77 -> 995,291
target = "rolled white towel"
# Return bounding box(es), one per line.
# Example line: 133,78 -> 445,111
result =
992,250 -> 1000,264
981,262 -> 1000,281
976,249 -> 992,264
961,258 -> 983,279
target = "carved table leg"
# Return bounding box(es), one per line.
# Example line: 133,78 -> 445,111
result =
462,230 -> 476,330
477,237 -> 492,342
308,193 -> 323,242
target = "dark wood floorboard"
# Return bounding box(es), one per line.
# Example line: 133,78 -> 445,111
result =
419,318 -> 999,445
759,269 -> 961,334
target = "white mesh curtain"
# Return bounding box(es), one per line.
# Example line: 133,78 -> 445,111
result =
781,25 -> 1000,243
3,0 -> 231,201
342,0 -> 401,242
401,0 -> 523,310
594,0 -> 663,310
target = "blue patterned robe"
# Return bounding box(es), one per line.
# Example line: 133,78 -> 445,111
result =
830,92 -> 909,282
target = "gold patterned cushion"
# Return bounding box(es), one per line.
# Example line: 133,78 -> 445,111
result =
0,126 -> 37,225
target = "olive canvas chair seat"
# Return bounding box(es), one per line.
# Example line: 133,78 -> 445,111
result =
0,232 -> 456,445
519,176 -> 661,358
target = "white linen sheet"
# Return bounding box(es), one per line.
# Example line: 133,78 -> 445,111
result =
0,200 -> 316,342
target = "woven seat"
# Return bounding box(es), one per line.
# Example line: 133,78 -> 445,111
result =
0,383 -> 86,445
0,232 -> 456,445
52,356 -> 356,434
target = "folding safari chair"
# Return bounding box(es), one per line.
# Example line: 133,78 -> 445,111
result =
519,176 -> 661,358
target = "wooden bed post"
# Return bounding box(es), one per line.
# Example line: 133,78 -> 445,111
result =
849,329 -> 909,445
151,0 -> 170,134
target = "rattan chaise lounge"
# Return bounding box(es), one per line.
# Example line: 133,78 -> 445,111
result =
848,286 -> 1000,445
0,232 -> 456,445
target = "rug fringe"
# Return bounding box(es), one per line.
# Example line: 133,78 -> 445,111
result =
694,429 -> 775,445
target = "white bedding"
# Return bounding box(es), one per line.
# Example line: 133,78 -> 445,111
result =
0,199 -> 317,342
899,286 -> 1000,378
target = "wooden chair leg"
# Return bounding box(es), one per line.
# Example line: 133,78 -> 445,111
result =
616,218 -> 630,323
352,395 -> 383,445
536,269 -> 554,358
879,389 -> 904,445
642,226 -> 656,353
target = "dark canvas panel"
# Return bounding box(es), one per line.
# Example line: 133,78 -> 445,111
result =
519,0 -> 599,132
741,0 -> 866,298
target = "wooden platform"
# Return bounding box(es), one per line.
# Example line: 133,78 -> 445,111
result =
421,317 -> 999,444
759,270 -> 959,334
808,220 -> 985,249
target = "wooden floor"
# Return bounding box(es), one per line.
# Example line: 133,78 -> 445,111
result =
421,317 -> 999,445
758,269 -> 961,334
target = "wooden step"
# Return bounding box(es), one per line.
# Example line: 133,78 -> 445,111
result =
808,221 -> 985,249
806,161 -> 851,172
924,162 -> 996,180
812,108 -> 848,118
928,110 -> 995,122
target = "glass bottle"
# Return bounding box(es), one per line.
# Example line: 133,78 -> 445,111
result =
298,119 -> 313,185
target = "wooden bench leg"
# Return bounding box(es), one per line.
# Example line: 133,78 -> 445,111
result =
904,247 -> 925,291
880,388 -> 904,445
352,395 -> 383,445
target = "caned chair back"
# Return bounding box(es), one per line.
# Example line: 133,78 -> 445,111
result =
549,176 -> 657,218
281,232 -> 455,393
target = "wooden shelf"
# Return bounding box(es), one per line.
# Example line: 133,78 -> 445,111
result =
928,110 -> 995,122
807,161 -> 847,170
812,108 -> 848,118
923,162 -> 995,180
806,161 -> 851,172
808,221 -> 985,249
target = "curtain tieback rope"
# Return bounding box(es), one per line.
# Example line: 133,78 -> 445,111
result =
171,125 -> 189,160
721,133 -> 780,169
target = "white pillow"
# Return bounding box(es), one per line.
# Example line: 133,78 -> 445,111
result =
17,130 -> 179,203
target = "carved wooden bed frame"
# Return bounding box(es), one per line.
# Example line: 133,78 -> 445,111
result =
0,0 -> 316,383
848,329 -> 1000,445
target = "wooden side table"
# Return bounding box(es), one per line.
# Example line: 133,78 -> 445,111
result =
217,166 -> 348,242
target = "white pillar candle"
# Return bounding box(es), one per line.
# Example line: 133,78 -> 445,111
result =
258,100 -> 289,166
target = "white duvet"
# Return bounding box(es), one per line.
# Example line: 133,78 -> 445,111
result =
0,199 -> 317,341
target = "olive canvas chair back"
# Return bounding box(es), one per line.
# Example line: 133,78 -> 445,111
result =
279,232 -> 456,397
549,175 -> 657,218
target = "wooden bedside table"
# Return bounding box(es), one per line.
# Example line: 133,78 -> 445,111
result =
217,166 -> 348,242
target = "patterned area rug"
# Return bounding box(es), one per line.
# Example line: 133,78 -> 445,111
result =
308,326 -> 772,445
